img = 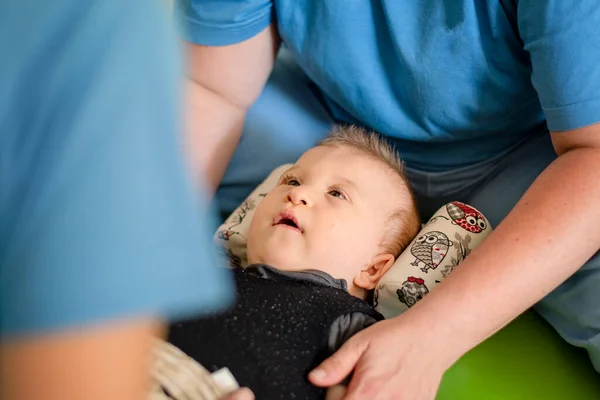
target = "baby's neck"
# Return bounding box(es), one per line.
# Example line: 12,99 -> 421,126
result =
348,285 -> 369,301
245,261 -> 370,301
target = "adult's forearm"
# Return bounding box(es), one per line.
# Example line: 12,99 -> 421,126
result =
400,146 -> 600,367
184,78 -> 247,195
1,318 -> 163,400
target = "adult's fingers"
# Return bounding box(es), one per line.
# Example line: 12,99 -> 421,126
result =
222,387 -> 255,400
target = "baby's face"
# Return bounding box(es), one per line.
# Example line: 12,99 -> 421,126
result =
247,145 -> 409,291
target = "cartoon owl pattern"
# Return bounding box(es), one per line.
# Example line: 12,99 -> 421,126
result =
410,231 -> 451,273
379,201 -> 491,316
396,277 -> 430,308
446,201 -> 488,234
215,193 -> 267,268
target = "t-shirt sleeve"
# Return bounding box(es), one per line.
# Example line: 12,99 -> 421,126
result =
175,0 -> 274,46
0,0 -> 233,337
518,0 -> 600,132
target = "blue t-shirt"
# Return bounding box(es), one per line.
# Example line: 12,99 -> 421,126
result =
0,0 -> 233,336
177,0 -> 600,170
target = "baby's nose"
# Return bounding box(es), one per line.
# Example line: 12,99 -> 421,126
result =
287,187 -> 310,206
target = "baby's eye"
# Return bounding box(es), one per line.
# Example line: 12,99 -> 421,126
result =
280,174 -> 300,186
328,189 -> 346,199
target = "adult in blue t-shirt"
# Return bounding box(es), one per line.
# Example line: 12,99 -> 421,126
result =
0,1 -> 250,399
178,0 -> 600,398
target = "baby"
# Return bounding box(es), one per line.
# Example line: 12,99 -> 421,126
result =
166,125 -> 421,399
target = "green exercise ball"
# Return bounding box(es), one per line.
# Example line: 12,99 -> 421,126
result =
438,311 -> 600,400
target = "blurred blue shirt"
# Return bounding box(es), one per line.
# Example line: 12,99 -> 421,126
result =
0,0 -> 233,336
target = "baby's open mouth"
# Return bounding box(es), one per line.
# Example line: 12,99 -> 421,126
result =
273,211 -> 303,232
279,218 -> 298,228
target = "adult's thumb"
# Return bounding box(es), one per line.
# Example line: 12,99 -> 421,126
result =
308,338 -> 366,387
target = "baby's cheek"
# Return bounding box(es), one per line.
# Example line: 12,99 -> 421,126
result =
361,219 -> 385,243
330,227 -> 372,259
252,200 -> 275,229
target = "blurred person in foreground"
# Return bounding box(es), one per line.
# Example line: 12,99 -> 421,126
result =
0,1 -> 250,399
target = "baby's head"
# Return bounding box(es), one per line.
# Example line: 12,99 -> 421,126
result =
247,125 -> 421,299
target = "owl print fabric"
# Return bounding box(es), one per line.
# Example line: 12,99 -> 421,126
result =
410,231 -> 452,273
375,202 -> 492,319
446,202 -> 488,234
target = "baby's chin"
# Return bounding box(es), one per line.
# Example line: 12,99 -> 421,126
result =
250,257 -> 306,272
247,247 -> 308,272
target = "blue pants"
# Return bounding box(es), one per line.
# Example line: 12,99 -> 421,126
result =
216,49 -> 600,371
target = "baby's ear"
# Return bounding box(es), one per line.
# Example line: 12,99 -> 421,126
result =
354,253 -> 395,290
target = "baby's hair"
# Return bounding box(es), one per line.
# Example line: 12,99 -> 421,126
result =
318,125 -> 421,257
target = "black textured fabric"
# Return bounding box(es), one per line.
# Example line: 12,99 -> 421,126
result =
168,266 -> 382,399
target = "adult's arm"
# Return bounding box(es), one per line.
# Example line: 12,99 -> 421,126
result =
179,0 -> 280,191
0,320 -> 162,400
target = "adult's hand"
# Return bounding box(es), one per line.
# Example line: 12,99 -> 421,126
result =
222,387 -> 255,400
309,317 -> 452,400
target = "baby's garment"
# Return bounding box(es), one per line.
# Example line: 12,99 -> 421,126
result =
166,264 -> 382,399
